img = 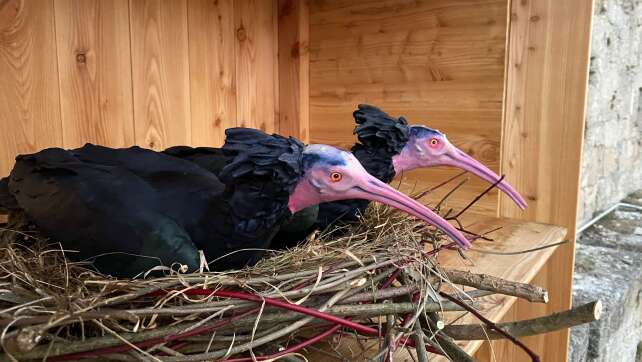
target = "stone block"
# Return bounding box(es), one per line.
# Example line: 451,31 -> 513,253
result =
571,242 -> 642,362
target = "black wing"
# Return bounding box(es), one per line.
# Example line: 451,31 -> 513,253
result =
7,145 -> 227,277
162,146 -> 232,176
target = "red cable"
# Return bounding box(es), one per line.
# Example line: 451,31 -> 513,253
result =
49,307 -> 260,361
151,289 -> 381,336
223,324 -> 343,362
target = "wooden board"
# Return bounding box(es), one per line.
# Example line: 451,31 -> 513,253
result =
498,0 -> 594,360
278,0 -> 310,142
130,0 -> 191,150
308,214 -> 567,361
0,0 -> 62,176
309,0 -> 509,215
187,0 -> 237,147
235,0 -> 278,133
54,0 -> 135,149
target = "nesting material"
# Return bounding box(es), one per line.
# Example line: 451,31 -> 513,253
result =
0,184 -> 598,362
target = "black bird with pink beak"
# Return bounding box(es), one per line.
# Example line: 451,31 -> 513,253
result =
312,104 -> 527,230
0,128 -> 470,277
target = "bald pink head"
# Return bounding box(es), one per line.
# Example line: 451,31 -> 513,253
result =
288,144 -> 471,249
392,126 -> 527,209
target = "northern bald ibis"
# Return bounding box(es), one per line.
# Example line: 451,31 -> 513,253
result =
313,104 -> 527,229
0,128 -> 470,277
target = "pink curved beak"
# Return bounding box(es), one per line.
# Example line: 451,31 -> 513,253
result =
349,176 -> 471,249
444,149 -> 527,209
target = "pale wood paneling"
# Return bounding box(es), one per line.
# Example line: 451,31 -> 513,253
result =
187,0 -> 237,147
0,0 -> 282,174
278,0 -> 309,142
497,0 -> 594,360
235,0 -> 278,133
130,0 -> 191,150
309,0 -> 508,215
54,0 -> 135,149
0,0 -> 63,176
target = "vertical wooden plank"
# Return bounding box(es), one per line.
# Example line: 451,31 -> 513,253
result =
130,0 -> 191,150
499,0 -> 594,360
54,0 -> 134,148
187,0 -> 236,147
278,0 -> 309,142
235,0 -> 278,133
0,0 -> 62,175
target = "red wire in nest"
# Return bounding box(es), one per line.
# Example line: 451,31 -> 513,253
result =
51,268 -> 443,360
48,306 -> 261,361
149,289 -> 381,336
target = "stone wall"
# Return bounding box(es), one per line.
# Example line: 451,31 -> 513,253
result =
578,0 -> 642,224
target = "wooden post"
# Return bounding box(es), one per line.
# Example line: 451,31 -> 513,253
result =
497,0 -> 595,360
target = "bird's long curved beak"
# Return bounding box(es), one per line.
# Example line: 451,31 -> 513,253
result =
352,176 -> 471,249
444,149 -> 527,209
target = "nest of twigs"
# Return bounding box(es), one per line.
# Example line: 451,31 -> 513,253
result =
0,176 -> 601,362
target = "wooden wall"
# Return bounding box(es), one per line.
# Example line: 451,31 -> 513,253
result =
0,0 -> 308,176
309,0 -> 509,215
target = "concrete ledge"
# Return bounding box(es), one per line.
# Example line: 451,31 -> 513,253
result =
570,191 -> 642,362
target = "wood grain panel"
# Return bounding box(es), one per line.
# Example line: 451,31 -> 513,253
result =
499,0 -> 594,360
187,0 -> 236,147
235,0 -> 278,133
0,0 -> 62,176
130,0 -> 191,150
309,0 -> 508,215
278,0 -> 309,142
54,0 -> 134,148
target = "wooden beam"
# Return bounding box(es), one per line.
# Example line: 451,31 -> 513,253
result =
278,0 -> 309,142
498,0 -> 594,360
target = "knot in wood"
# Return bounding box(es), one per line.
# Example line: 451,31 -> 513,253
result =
75,52 -> 87,64
236,26 -> 247,41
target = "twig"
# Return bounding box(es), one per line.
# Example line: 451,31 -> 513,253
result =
444,300 -> 602,340
440,292 -> 540,362
412,319 -> 429,362
469,240 -> 568,256
161,289 -> 353,361
340,285 -> 416,304
442,269 -> 549,303
447,175 -> 505,221
423,314 -> 474,362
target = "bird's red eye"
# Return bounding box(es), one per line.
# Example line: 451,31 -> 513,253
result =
330,172 -> 342,182
429,138 -> 440,148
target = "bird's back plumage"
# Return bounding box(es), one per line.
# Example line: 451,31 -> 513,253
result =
5,133 -> 306,276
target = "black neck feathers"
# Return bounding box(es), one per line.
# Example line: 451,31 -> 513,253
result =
350,104 -> 410,183
218,128 -> 305,234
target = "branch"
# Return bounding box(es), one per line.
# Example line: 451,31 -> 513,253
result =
440,292 -> 540,362
424,314 -> 474,362
443,300 -> 602,340
443,269 -> 549,303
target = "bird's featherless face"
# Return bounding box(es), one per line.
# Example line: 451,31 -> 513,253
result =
392,126 -> 527,209
288,144 -> 471,249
